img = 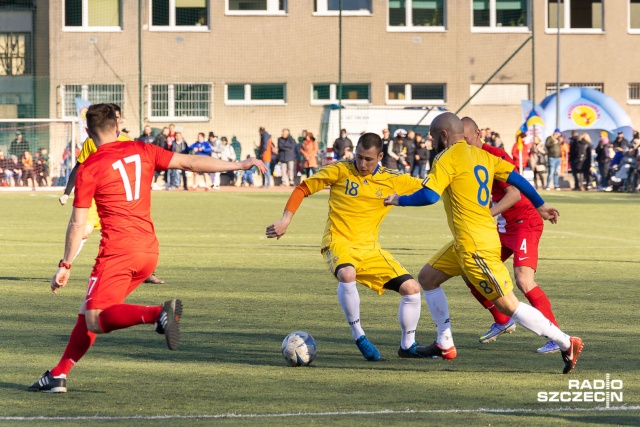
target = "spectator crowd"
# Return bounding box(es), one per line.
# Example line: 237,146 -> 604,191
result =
2,124 -> 639,193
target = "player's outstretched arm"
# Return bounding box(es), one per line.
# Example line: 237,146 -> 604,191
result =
168,153 -> 267,174
266,183 -> 311,239
384,187 -> 440,207
52,206 -> 88,294
59,161 -> 81,205
490,186 -> 521,217
505,171 -> 560,223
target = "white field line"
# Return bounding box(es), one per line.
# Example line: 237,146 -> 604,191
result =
2,406 -> 639,421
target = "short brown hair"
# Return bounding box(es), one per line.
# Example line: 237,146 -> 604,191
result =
86,104 -> 117,137
357,132 -> 383,153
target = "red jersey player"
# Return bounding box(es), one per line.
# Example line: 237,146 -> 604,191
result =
28,104 -> 266,393
461,117 -> 561,354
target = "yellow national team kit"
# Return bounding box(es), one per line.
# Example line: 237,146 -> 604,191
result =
423,140 -> 516,299
303,160 -> 423,294
78,134 -> 132,229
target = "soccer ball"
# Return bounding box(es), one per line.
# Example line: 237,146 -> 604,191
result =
281,331 -> 317,367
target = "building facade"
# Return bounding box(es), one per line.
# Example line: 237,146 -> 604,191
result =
42,0 -> 640,153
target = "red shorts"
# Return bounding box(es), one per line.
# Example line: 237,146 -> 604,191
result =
84,252 -> 158,310
499,221 -> 543,270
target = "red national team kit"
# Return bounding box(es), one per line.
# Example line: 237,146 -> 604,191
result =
74,141 -> 174,309
482,143 -> 543,270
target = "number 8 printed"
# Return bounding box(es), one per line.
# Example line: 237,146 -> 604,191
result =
474,165 -> 490,206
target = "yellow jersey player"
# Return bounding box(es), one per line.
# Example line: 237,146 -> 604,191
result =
385,112 -> 583,374
266,133 -> 429,361
58,104 -> 164,284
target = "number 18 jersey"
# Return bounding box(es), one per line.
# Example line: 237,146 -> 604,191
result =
74,141 -> 174,256
424,140 -> 514,252
303,160 -> 423,249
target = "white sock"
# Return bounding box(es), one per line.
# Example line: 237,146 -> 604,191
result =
511,302 -> 571,350
398,293 -> 421,349
337,281 -> 365,340
423,288 -> 454,348
72,239 -> 87,262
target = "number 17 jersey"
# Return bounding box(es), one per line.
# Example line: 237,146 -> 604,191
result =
74,141 -> 174,257
424,140 -> 514,252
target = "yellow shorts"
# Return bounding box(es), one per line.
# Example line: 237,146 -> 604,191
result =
321,242 -> 412,295
429,241 -> 513,299
86,199 -> 101,230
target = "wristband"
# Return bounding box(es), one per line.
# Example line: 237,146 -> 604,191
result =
58,259 -> 72,270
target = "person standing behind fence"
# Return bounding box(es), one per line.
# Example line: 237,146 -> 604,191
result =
137,125 -> 155,144
174,132 -> 189,190
258,127 -> 273,188
188,132 -> 213,189
153,127 -> 169,186
10,132 -> 29,159
231,136 -> 243,186
300,131 -> 318,178
21,151 -> 36,190
413,136 -> 429,179
333,129 -> 353,160
278,129 -> 296,186
545,129 -> 562,190
381,129 -> 393,168
529,136 -> 547,190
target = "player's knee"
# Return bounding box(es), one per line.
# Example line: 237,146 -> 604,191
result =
418,265 -> 440,290
85,313 -> 103,334
336,265 -> 356,283
398,279 -> 421,296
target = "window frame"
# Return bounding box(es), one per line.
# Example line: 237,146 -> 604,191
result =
149,0 -> 210,32
630,0 -> 640,33
385,83 -> 446,105
471,0 -> 530,33
310,83 -> 371,106
60,84 -> 125,118
545,0 -> 605,34
225,83 -> 287,106
545,82 -> 604,97
147,83 -> 212,122
313,0 -> 373,17
387,0 -> 447,32
225,0 -> 287,16
627,83 -> 640,104
62,0 -> 123,32
0,32 -> 32,76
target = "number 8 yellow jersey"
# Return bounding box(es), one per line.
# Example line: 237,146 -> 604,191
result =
303,160 -> 423,249
423,140 -> 514,252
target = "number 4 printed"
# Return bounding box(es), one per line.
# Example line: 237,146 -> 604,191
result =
112,154 -> 141,201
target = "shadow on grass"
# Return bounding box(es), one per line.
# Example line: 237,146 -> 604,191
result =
0,276 -> 50,282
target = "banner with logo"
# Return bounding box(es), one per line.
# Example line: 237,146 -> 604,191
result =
75,97 -> 92,146
536,87 -> 634,143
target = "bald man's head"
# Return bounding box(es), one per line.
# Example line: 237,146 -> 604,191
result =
430,112 -> 465,153
461,116 -> 482,148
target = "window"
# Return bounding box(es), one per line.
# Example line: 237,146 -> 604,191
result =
314,0 -> 372,15
151,0 -> 208,30
226,0 -> 286,14
629,83 -> 640,103
631,0 -> 640,31
473,0 -> 528,31
547,0 -> 603,32
387,83 -> 446,104
469,84 -> 529,105
545,82 -> 603,96
389,0 -> 445,31
225,83 -> 286,105
311,83 -> 370,105
149,83 -> 211,120
0,33 -> 31,76
64,0 -> 121,30
60,84 -> 125,117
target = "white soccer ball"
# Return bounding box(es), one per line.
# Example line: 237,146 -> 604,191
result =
281,331 -> 317,367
